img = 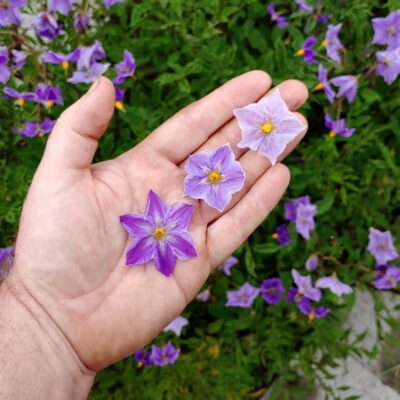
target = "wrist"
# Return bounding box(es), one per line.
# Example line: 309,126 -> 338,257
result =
0,272 -> 95,400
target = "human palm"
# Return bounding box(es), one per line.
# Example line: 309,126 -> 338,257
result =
9,72 -> 308,371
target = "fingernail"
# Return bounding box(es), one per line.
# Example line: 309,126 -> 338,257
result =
88,79 -> 100,93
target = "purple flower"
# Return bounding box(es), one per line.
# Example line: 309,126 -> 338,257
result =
316,14 -> 330,24
68,62 -> 109,84
77,41 -> 106,70
0,247 -> 14,279
314,64 -> 335,104
73,12 -> 90,31
322,23 -> 343,63
297,298 -> 329,320
316,274 -> 353,297
375,264 -> 390,279
103,0 -> 123,9
272,224 -> 291,246
11,49 -> 27,70
113,50 -> 136,85
285,196 -> 311,223
183,144 -> 245,212
32,83 -> 63,109
196,288 -> 210,302
295,203 -> 316,240
373,266 -> 400,290
305,254 -> 318,272
291,269 -> 321,301
367,227 -> 398,265
0,46 -> 10,84
33,12 -> 62,40
115,87 -> 125,110
234,90 -> 306,165
134,349 -> 153,367
0,0 -> 25,26
19,118 -> 55,138
376,48 -> 400,85
120,190 -> 198,277
260,278 -> 284,304
372,10 -> 400,49
221,255 -> 238,276
163,316 -> 189,336
149,342 -> 180,366
266,3 -> 287,29
226,282 -> 260,308
294,0 -> 313,13
42,49 -> 80,71
47,0 -> 77,15
296,36 -> 317,64
3,87 -> 35,106
330,75 -> 358,103
324,113 -> 355,138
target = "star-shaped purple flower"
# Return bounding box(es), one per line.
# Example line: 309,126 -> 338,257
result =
11,49 -> 27,70
33,12 -> 62,40
373,265 -> 400,290
294,0 -> 313,13
315,64 -> 335,104
296,36 -> 317,64
47,0 -> 77,15
113,50 -> 136,85
367,227 -> 398,265
376,48 -> 400,85
42,49 -> 80,71
323,23 -> 343,63
0,0 -> 25,26
325,113 -> 355,138
20,118 -> 55,138
183,144 -> 245,212
295,202 -> 316,240
163,316 -> 189,337
330,75 -> 358,103
76,41 -> 106,70
260,278 -> 284,304
297,298 -> 329,320
291,269 -> 321,302
266,3 -> 287,29
0,46 -> 10,84
149,342 -> 180,366
221,255 -> 238,276
120,190 -> 198,277
316,274 -> 353,297
285,195 -> 311,223
372,10 -> 400,50
234,90 -> 306,165
134,349 -> 153,367
3,87 -> 34,106
305,254 -> 318,272
196,288 -> 210,302
68,62 -> 110,84
73,12 -> 90,31
226,282 -> 260,308
272,224 -> 291,246
32,83 -> 63,109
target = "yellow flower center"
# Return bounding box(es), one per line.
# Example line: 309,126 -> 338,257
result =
61,60 -> 69,70
314,82 -> 324,91
379,241 -> 387,250
261,121 -> 274,134
272,232 -> 279,239
115,101 -> 124,110
296,48 -> 305,56
321,39 -> 329,47
137,361 -> 143,368
153,227 -> 166,239
46,100 -> 54,108
208,171 -> 221,184
384,57 -> 391,66
389,277 -> 395,285
388,26 -> 396,35
17,97 -> 25,107
329,130 -> 336,138
308,313 -> 315,321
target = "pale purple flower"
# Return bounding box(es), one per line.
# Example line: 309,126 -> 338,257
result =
221,256 -> 238,276
33,12 -> 62,40
113,50 -> 136,85
115,87 -> 125,110
73,12 -> 90,31
234,90 -> 306,165
291,269 -> 321,301
296,36 -> 317,64
294,0 -> 313,13
325,113 -> 355,138
0,0 -> 25,26
0,247 -> 14,279
68,62 -> 110,84
163,316 -> 188,336
316,274 -> 353,297
315,64 -> 335,103
226,282 -> 260,308
285,196 -> 311,223
103,0 -> 123,9
330,75 -> 358,103
42,49 -> 80,70
373,266 -> 400,290
3,87 -> 34,106
77,41 -> 106,70
134,349 -> 153,367
367,227 -> 398,265
196,288 -> 210,302
272,224 -> 291,246
376,48 -> 400,85
19,118 -> 55,138
323,23 -> 343,63
32,83 -> 63,109
183,144 -> 245,212
260,278 -> 284,304
266,3 -> 287,29
48,0 -> 77,15
305,254 -> 318,272
0,46 -> 10,84
372,10 -> 400,49
120,190 -> 198,277
11,49 -> 27,70
149,342 -> 180,366
297,298 -> 329,320
295,203 -> 316,240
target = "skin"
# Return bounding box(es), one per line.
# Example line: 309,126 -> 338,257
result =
0,71 -> 308,397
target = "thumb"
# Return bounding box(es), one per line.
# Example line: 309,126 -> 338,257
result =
42,77 -> 115,170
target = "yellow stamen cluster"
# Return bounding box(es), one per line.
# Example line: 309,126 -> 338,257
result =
46,100 -> 54,108
61,61 -> 69,70
272,232 -> 279,239
17,97 -> 25,107
314,82 -> 324,91
308,313 -> 315,321
137,361 -> 144,368
329,130 -> 336,138
208,171 -> 221,184
153,227 -> 166,240
261,121 -> 273,134
388,26 -> 396,35
115,101 -> 124,110
296,48 -> 305,56
321,39 -> 329,48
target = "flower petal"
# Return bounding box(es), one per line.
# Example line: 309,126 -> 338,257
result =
145,190 -> 168,226
167,231 -> 198,260
126,237 -> 157,266
167,202 -> 195,232
120,214 -> 153,238
154,242 -> 177,277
